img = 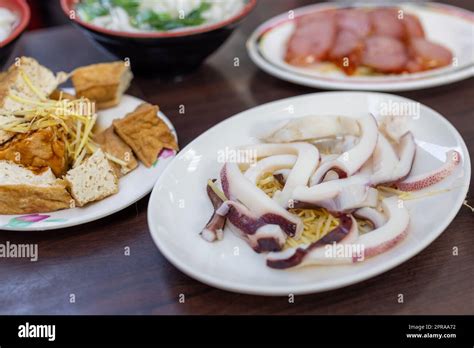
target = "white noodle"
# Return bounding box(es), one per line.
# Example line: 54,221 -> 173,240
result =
86,0 -> 245,33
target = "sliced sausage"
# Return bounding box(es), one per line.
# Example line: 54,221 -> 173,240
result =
336,9 -> 372,37
285,12 -> 337,65
329,30 -> 364,75
369,8 -> 406,40
329,30 -> 361,59
403,14 -> 424,38
361,36 -> 408,73
409,37 -> 453,69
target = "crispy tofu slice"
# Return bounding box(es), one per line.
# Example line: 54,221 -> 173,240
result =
94,126 -> 138,178
113,103 -> 178,168
71,61 -> 132,110
0,127 -> 68,177
0,161 -> 72,214
0,57 -> 67,145
65,149 -> 118,207
0,56 -> 65,113
0,183 -> 72,214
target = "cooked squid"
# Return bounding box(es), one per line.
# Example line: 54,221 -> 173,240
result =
201,112 -> 461,269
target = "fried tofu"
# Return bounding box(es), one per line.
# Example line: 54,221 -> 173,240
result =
0,161 -> 72,214
0,183 -> 72,214
0,57 -> 65,113
0,129 -> 12,146
94,126 -> 138,178
0,127 -> 68,177
49,89 -> 76,101
65,149 -> 118,207
71,61 -> 132,110
0,57 -> 66,145
113,103 -> 178,168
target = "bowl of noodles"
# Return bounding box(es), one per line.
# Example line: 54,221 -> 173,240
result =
61,0 -> 257,75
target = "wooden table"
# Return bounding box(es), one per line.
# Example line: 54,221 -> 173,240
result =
0,0 -> 472,315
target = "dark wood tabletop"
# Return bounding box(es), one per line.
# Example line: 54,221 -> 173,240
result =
0,0 -> 472,315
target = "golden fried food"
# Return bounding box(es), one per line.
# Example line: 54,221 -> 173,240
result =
0,57 -> 66,146
65,149 -> 118,207
0,130 -> 13,146
94,126 -> 138,178
0,181 -> 72,214
113,103 -> 178,168
0,127 -> 68,177
0,57 -> 64,113
49,89 -> 76,101
71,61 -> 132,110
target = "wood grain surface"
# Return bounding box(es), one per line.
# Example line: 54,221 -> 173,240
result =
0,0 -> 472,315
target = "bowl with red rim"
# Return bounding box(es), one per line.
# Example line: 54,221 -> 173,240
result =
0,0 -> 30,67
61,0 -> 257,76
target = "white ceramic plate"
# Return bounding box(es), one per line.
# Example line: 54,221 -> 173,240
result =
247,2 -> 474,91
148,92 -> 470,296
0,90 -> 177,231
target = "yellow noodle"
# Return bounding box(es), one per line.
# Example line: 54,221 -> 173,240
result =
256,172 -> 340,249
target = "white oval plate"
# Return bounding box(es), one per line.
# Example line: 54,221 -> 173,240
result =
247,2 -> 474,91
148,92 -> 470,296
0,90 -> 177,231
